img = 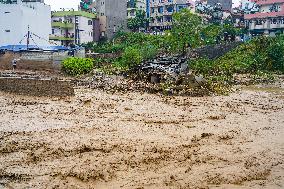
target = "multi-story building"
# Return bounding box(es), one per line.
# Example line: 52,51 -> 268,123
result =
0,0 -> 51,47
49,10 -> 98,46
149,0 -> 195,31
92,0 -> 127,39
146,0 -> 150,17
127,0 -> 146,18
207,0 -> 233,11
244,0 -> 284,36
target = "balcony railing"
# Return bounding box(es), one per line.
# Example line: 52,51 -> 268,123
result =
51,22 -> 74,29
49,35 -> 75,41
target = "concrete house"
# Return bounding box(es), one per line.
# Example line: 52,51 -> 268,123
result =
149,0 -> 195,31
127,0 -> 147,18
49,10 -> 98,46
92,0 -> 128,39
244,0 -> 284,36
0,0 -> 51,47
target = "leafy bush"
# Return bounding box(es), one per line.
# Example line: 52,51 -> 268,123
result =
190,58 -> 214,75
190,35 -> 284,92
115,46 -> 142,69
140,44 -> 158,60
62,57 -> 94,76
267,40 -> 284,72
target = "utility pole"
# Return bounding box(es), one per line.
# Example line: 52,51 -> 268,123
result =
27,25 -> 30,50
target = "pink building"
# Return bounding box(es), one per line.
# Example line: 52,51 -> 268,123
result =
244,0 -> 284,35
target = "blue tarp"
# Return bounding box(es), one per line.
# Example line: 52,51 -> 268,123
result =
0,45 -> 69,52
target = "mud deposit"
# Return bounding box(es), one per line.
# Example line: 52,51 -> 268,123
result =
0,86 -> 284,189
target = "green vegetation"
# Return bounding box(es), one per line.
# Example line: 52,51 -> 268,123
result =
127,10 -> 148,32
169,9 -> 203,54
62,57 -> 94,76
74,9 -> 283,95
114,46 -> 142,69
190,35 -> 284,93
82,31 -> 168,70
81,9 -> 242,71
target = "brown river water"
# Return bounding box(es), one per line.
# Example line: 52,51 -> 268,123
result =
0,82 -> 283,189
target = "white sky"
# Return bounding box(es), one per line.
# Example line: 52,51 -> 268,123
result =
45,0 -> 81,11
45,0 -> 241,11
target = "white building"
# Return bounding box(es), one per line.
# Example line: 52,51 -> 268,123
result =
0,0 -> 51,47
50,11 -> 98,46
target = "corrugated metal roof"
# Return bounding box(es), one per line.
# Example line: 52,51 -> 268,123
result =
0,45 -> 69,52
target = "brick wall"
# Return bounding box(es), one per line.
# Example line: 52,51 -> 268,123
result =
0,77 -> 75,97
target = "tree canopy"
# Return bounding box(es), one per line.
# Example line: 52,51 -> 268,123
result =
168,9 -> 203,54
127,10 -> 148,32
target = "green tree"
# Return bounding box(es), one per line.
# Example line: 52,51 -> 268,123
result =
201,24 -> 222,45
0,0 -> 13,4
127,10 -> 148,32
80,0 -> 93,12
169,9 -> 203,54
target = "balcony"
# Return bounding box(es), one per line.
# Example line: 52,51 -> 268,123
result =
51,22 -> 74,29
49,35 -> 75,41
163,11 -> 174,16
52,11 -> 96,19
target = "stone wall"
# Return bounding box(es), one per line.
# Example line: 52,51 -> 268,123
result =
0,77 -> 74,97
188,42 -> 242,60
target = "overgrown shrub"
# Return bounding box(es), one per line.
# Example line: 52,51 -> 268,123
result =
141,44 -> 158,60
62,57 -> 94,76
193,35 -> 284,75
267,40 -> 284,72
190,35 -> 284,93
115,46 -> 143,69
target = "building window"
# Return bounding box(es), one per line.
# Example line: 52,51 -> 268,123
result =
88,20 -> 93,25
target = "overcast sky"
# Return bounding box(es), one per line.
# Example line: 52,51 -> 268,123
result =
45,0 -> 81,11
45,0 -> 241,11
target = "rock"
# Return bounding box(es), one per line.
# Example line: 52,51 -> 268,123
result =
195,75 -> 207,86
180,63 -> 189,74
150,74 -> 160,84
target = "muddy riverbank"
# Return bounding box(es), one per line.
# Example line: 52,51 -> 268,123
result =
0,82 -> 284,188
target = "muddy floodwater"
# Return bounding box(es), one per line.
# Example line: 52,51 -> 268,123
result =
0,84 -> 284,189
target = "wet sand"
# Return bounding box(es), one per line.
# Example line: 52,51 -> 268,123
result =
0,85 -> 284,189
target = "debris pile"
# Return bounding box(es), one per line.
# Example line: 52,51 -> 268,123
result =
73,55 -> 210,96
132,55 -> 206,86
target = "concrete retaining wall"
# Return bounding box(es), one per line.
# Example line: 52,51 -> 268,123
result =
0,51 -> 68,71
0,77 -> 74,97
86,52 -> 122,59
